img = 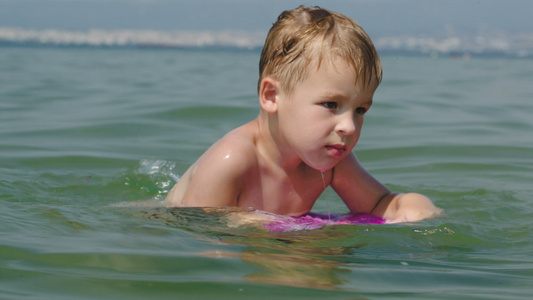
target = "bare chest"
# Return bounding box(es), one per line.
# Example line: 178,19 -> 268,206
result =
238,167 -> 331,216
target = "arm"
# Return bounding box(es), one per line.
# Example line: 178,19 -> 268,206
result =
371,192 -> 443,223
332,152 -> 442,222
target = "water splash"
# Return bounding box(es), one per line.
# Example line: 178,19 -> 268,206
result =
112,159 -> 180,207
135,159 -> 180,193
320,172 -> 331,221
137,159 -> 180,183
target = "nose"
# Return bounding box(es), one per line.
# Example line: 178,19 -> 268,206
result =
335,113 -> 357,136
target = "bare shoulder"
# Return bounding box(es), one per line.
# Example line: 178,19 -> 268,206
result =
205,121 -> 259,169
166,121 -> 259,207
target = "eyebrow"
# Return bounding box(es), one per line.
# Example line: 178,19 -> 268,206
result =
362,98 -> 373,106
321,92 -> 348,101
321,92 -> 373,105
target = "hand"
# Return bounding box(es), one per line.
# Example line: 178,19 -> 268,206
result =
374,193 -> 443,223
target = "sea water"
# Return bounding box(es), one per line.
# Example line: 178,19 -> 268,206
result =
1,46 -> 532,299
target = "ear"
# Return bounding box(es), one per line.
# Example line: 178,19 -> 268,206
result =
258,77 -> 280,114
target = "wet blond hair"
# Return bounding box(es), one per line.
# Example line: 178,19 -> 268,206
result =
258,6 -> 382,94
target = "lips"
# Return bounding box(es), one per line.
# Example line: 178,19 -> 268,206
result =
325,144 -> 346,157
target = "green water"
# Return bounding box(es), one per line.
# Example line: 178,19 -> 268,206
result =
1,47 -> 532,299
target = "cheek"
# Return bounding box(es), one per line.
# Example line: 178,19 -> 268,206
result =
294,109 -> 323,128
355,116 -> 365,131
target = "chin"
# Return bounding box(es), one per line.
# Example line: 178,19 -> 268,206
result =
302,153 -> 341,173
310,161 -> 338,173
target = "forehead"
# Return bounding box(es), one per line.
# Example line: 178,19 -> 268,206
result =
306,56 -> 378,90
292,43 -> 377,88
292,57 -> 376,100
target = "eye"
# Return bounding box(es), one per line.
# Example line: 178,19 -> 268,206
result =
321,102 -> 338,110
355,107 -> 368,115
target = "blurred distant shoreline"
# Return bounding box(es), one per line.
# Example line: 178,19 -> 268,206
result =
1,27 -> 532,58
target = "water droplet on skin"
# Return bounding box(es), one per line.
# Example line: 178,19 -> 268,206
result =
321,172 -> 331,221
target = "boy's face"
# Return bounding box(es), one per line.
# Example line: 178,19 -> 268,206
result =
276,58 -> 375,172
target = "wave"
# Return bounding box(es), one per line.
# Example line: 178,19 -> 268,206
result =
374,33 -> 533,58
1,27 -> 532,57
0,27 -> 266,50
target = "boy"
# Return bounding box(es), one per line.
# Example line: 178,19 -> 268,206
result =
165,6 -> 442,222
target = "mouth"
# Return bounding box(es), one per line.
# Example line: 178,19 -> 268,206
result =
325,144 -> 346,157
